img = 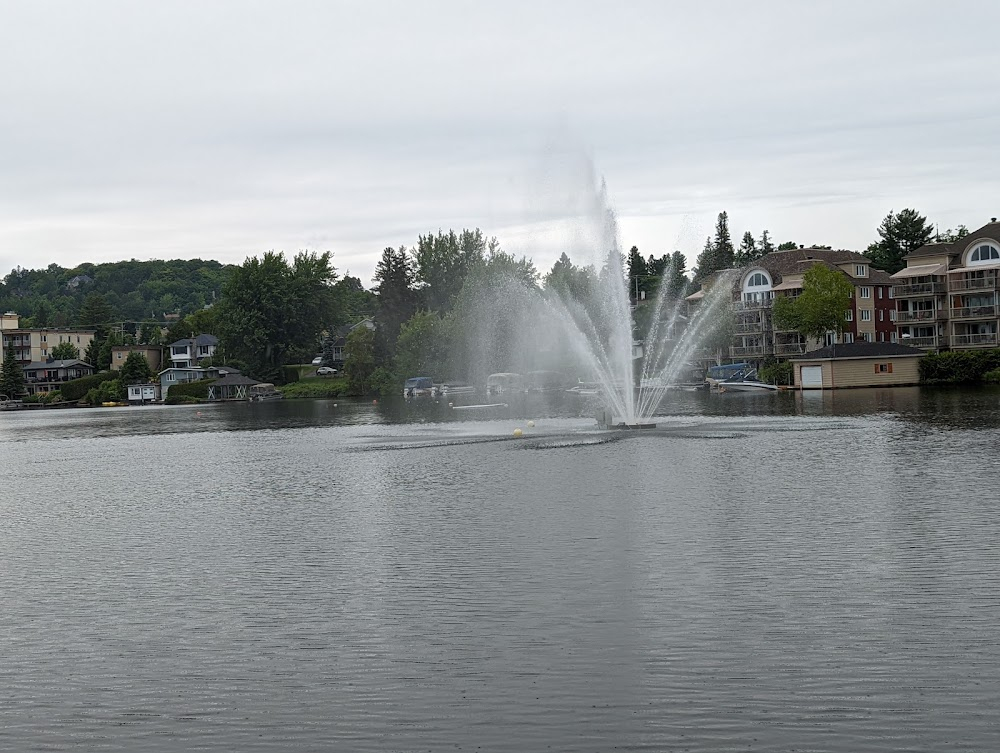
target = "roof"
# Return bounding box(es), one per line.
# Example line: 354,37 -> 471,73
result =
890,263 -> 945,278
211,374 -> 261,387
168,333 -> 218,348
907,220 -> 1000,260
23,359 -> 93,371
791,342 -> 925,361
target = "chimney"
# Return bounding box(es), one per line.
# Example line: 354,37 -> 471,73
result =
799,244 -> 804,249
992,217 -> 997,223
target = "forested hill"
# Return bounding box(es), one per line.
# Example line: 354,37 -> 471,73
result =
0,259 -> 234,327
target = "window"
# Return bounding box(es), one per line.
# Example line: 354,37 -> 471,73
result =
888,288 -> 894,299
861,309 -> 872,321
891,331 -> 898,343
890,309 -> 897,321
843,332 -> 854,343
879,310 -> 884,321
748,272 -> 768,286
116,352 -> 123,360
969,243 -> 1000,264
856,264 -> 867,277
877,287 -> 883,299
860,287 -> 871,299
862,332 -> 873,342
845,310 -> 853,321
874,363 -> 893,374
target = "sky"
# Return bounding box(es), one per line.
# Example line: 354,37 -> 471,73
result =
2,0 -> 999,286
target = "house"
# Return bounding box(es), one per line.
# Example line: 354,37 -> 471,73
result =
21,359 -> 95,396
686,248 -> 896,365
126,383 -> 162,403
891,218 -> 1000,350
167,333 -> 218,368
207,373 -> 262,401
790,342 -> 925,389
111,345 -> 163,372
324,319 -> 375,367
158,364 -> 237,395
0,312 -> 96,366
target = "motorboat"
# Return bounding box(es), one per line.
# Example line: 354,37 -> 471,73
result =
717,369 -> 779,392
249,383 -> 284,401
403,377 -> 438,398
486,373 -> 522,396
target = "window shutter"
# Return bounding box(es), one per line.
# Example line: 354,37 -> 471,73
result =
887,363 -> 893,373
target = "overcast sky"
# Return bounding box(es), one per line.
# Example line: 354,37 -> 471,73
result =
2,0 -> 998,285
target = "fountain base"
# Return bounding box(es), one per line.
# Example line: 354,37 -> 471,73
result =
594,409 -> 656,431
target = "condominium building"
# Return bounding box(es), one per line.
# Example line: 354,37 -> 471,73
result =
0,312 -> 96,366
891,219 -> 1000,350
687,248 -> 896,362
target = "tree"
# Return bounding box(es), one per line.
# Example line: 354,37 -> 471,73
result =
773,264 -> 853,342
626,246 -> 649,301
665,251 -> 688,299
692,236 -> 716,283
938,225 -> 969,243
50,341 -> 80,360
216,250 -> 338,380
32,300 -> 52,328
411,229 -> 486,313
373,246 -> 418,359
138,322 -> 162,345
394,311 -> 449,381
867,208 -> 934,274
1,345 -> 25,398
758,229 -> 776,258
777,241 -> 799,251
77,293 -> 114,338
544,252 -> 596,302
734,231 -> 757,267
118,352 -> 153,385
344,323 -> 378,395
713,211 -> 735,269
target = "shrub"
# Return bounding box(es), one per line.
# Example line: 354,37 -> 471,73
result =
280,378 -> 349,399
919,349 -> 1000,384
82,378 -> 124,405
61,371 -> 117,401
166,378 -> 213,400
984,368 -> 1000,384
164,394 -> 202,405
758,361 -> 793,386
280,366 -> 300,385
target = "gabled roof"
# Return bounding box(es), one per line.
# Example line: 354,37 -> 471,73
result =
792,342 -> 925,361
168,333 -> 218,348
211,374 -> 261,387
907,219 -> 1000,260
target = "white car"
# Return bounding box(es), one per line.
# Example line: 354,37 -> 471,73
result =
316,366 -> 337,376
311,356 -> 323,365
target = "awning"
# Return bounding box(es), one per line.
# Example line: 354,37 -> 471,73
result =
771,279 -> 803,291
947,263 -> 1000,274
890,263 -> 945,278
685,290 -> 705,301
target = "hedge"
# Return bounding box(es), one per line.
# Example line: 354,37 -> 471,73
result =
61,371 -> 118,401
166,378 -> 214,400
919,349 -> 1000,384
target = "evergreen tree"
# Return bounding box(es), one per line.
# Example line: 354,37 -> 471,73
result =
1,344 -> 26,398
665,251 -> 688,299
373,246 -> 417,359
734,231 -> 757,267
758,229 -> 776,257
868,208 -> 935,274
32,300 -> 52,328
627,246 -> 651,301
713,211 -> 735,269
777,241 -> 799,251
118,352 -> 152,385
693,236 -> 716,283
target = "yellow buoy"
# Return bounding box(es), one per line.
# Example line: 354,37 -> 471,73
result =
527,420 -> 535,428
513,428 -> 523,437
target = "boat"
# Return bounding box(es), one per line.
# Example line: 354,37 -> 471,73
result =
248,383 -> 284,401
403,376 -> 438,398
0,395 -> 24,411
567,380 -> 602,396
717,369 -> 779,392
705,362 -> 752,388
486,373 -> 523,396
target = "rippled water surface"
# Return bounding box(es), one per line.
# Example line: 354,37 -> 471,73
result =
3,388 -> 1000,752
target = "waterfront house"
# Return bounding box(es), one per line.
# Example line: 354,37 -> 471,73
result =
891,218 -> 1000,351
158,364 -> 237,395
126,383 -> 161,403
111,345 -> 163,372
207,373 -> 261,401
22,359 -> 95,396
168,333 -> 218,368
790,342 -> 924,389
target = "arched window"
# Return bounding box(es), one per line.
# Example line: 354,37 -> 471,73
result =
742,270 -> 772,303
748,272 -> 768,286
968,243 -> 1000,265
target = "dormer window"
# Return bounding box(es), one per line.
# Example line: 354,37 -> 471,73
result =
968,243 -> 1000,265
742,270 -> 773,303
856,264 -> 867,277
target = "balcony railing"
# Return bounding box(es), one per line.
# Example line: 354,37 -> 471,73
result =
733,300 -> 773,311
900,336 -> 939,348
951,305 -> 998,320
734,322 -> 765,334
729,345 -> 772,357
774,342 -> 806,356
892,282 -> 945,297
950,275 -> 997,292
952,333 -> 999,347
897,309 -> 937,323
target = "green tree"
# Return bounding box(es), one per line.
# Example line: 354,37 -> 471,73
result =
118,352 -> 153,385
216,250 -> 338,380
32,300 -> 52,328
867,208 -> 934,274
1,345 -> 26,398
138,321 -> 162,345
773,264 -> 853,341
692,236 -> 716,283
938,225 -> 969,243
544,252 -> 596,302
77,292 -> 114,337
777,241 -> 799,251
373,246 -> 418,358
411,229 -> 487,313
50,341 -> 80,360
665,251 -> 688,299
626,246 -> 649,301
395,311 -> 449,380
758,230 -> 776,258
734,231 -> 757,267
344,323 -> 378,395
713,211 -> 735,269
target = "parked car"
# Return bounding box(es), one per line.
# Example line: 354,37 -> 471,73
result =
311,356 -> 323,365
317,366 -> 337,376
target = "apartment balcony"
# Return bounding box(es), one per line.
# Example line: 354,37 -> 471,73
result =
950,275 -> 997,292
892,282 -> 946,297
897,309 -> 939,323
952,333 -> 999,347
733,300 -> 773,311
729,344 -> 772,358
734,322 -> 766,334
900,336 -> 940,349
951,305 -> 998,320
774,342 -> 807,356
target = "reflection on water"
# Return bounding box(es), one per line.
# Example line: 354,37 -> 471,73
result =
2,386 -> 1000,752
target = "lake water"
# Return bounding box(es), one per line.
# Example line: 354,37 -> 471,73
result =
3,388 -> 1000,752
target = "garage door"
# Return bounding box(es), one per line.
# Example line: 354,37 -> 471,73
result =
800,365 -> 823,388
